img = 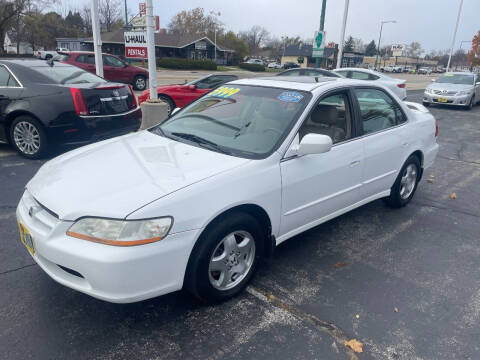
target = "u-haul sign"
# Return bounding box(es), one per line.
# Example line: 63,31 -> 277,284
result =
124,31 -> 148,59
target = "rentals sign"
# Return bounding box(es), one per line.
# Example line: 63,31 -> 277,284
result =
124,31 -> 148,58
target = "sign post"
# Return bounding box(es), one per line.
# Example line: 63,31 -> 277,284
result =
90,0 -> 103,77
145,0 -> 157,100
336,0 -> 350,69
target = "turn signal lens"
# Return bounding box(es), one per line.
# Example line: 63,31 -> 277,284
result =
67,217 -> 172,246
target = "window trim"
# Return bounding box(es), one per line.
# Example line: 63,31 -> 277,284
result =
0,64 -> 23,89
352,86 -> 408,138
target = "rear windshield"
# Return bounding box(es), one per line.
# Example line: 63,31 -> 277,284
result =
32,66 -> 106,84
436,74 -> 474,85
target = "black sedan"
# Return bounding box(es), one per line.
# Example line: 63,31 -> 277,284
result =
0,59 -> 141,158
276,67 -> 342,78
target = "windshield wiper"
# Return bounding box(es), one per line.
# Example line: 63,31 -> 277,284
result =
170,132 -> 231,155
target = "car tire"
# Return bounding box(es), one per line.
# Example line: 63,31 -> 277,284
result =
385,155 -> 421,208
10,116 -> 48,159
45,54 -> 52,60
158,95 -> 175,115
466,95 -> 474,110
133,75 -> 147,91
185,212 -> 264,303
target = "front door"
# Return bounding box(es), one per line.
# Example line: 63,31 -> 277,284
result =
279,90 -> 364,239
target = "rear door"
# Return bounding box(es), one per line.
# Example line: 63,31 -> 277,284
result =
73,54 -> 95,73
353,87 -> 410,198
0,65 -> 23,142
103,55 -> 129,83
280,89 -> 364,238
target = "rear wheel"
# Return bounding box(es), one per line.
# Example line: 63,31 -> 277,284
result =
10,116 -> 48,159
185,212 -> 264,303
158,95 -> 175,115
133,75 -> 147,91
466,95 -> 474,110
385,155 -> 421,208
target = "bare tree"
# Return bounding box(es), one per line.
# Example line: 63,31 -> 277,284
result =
406,41 -> 423,58
168,7 -> 222,38
99,0 -> 122,32
81,4 -> 91,34
238,25 -> 270,54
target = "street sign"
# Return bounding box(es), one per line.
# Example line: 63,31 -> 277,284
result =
391,44 -> 405,57
313,31 -> 326,58
139,2 -> 146,16
130,15 -> 160,31
124,31 -> 148,58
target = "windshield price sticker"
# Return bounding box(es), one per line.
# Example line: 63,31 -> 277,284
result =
278,91 -> 304,103
210,87 -> 241,99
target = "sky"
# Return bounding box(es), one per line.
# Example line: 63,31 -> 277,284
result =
64,0 -> 479,53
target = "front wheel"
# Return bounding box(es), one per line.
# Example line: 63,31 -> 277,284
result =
385,155 -> 421,208
185,212 -> 264,303
10,116 -> 48,159
158,95 -> 175,115
466,95 -> 474,110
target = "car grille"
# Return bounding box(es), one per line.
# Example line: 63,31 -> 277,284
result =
20,190 -> 59,236
433,90 -> 457,96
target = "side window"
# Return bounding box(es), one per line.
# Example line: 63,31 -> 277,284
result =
335,70 -> 349,78
351,71 -> 371,80
282,70 -> 302,76
0,66 -> 19,87
354,88 -> 406,135
87,55 -> 96,64
369,74 -> 380,80
195,76 -> 230,89
298,92 -> 352,144
103,55 -> 124,67
76,55 -> 87,63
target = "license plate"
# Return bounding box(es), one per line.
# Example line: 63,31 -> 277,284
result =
438,97 -> 448,103
18,222 -> 35,256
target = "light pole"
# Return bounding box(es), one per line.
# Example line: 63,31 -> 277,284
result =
374,20 -> 396,71
210,11 -> 221,64
315,0 -> 327,68
447,0 -> 464,72
146,0 -> 157,99
90,0 -> 103,77
336,0 -> 350,69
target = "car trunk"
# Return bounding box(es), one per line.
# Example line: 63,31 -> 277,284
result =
73,83 -> 137,116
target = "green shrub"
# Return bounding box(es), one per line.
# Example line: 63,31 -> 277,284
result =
239,63 -> 265,72
157,58 -> 217,70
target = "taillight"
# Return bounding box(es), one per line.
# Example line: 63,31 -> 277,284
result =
70,88 -> 88,116
128,84 -> 138,108
397,83 -> 406,88
435,120 -> 439,137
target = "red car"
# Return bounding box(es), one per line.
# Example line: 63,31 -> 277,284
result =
60,51 -> 149,91
138,74 -> 238,112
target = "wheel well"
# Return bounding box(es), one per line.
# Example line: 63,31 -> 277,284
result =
157,94 -> 176,107
4,111 -> 42,143
410,150 -> 424,180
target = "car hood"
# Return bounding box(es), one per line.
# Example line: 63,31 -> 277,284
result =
427,83 -> 473,92
27,131 -> 250,220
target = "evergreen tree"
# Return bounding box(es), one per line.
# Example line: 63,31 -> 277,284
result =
343,36 -> 354,53
365,40 -> 377,56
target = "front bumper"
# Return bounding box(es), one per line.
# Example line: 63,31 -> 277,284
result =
16,190 -> 200,303
423,92 -> 472,106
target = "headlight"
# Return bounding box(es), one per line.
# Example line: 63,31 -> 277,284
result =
425,88 -> 433,94
67,217 -> 173,246
457,90 -> 472,96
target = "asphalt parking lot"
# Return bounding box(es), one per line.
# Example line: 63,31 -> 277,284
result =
1,90 -> 479,359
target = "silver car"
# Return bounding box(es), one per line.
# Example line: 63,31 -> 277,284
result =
423,72 -> 480,110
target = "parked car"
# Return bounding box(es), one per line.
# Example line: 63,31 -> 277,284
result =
423,72 -> 479,110
267,62 -> 282,69
60,51 -> 150,90
283,62 -> 300,69
277,67 -> 341,78
36,48 -> 68,60
138,74 -> 239,113
382,65 -> 403,73
0,59 -> 141,158
334,67 -> 407,99
246,59 -> 264,66
418,67 -> 432,75
16,76 -> 438,304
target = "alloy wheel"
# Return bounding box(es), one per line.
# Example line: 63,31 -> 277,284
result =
136,77 -> 146,90
399,164 -> 417,200
13,121 -> 41,155
208,231 -> 256,291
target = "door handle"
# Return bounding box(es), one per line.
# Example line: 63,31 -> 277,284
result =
350,160 -> 361,167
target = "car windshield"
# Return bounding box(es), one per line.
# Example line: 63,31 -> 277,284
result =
435,74 -> 474,85
33,66 -> 106,84
151,85 -> 311,159
186,75 -> 209,86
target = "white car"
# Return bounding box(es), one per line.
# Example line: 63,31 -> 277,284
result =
268,62 -> 282,69
246,59 -> 264,66
16,77 -> 438,303
334,67 -> 407,100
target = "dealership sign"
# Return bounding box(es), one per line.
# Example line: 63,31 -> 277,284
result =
124,31 -> 147,58
391,44 -> 405,57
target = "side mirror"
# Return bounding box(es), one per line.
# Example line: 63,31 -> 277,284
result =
188,85 -> 196,90
171,107 -> 181,116
297,134 -> 332,156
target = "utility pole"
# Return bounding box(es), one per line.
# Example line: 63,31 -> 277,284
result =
315,0 -> 327,68
146,0 -> 157,99
374,20 -> 396,71
336,0 -> 349,69
447,0 -> 464,72
90,0 -> 103,77
124,0 -> 128,29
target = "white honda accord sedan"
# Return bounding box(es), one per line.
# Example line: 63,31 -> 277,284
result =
16,76 -> 439,303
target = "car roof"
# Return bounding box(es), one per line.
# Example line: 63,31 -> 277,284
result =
229,76 -> 355,91
0,59 -> 72,67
